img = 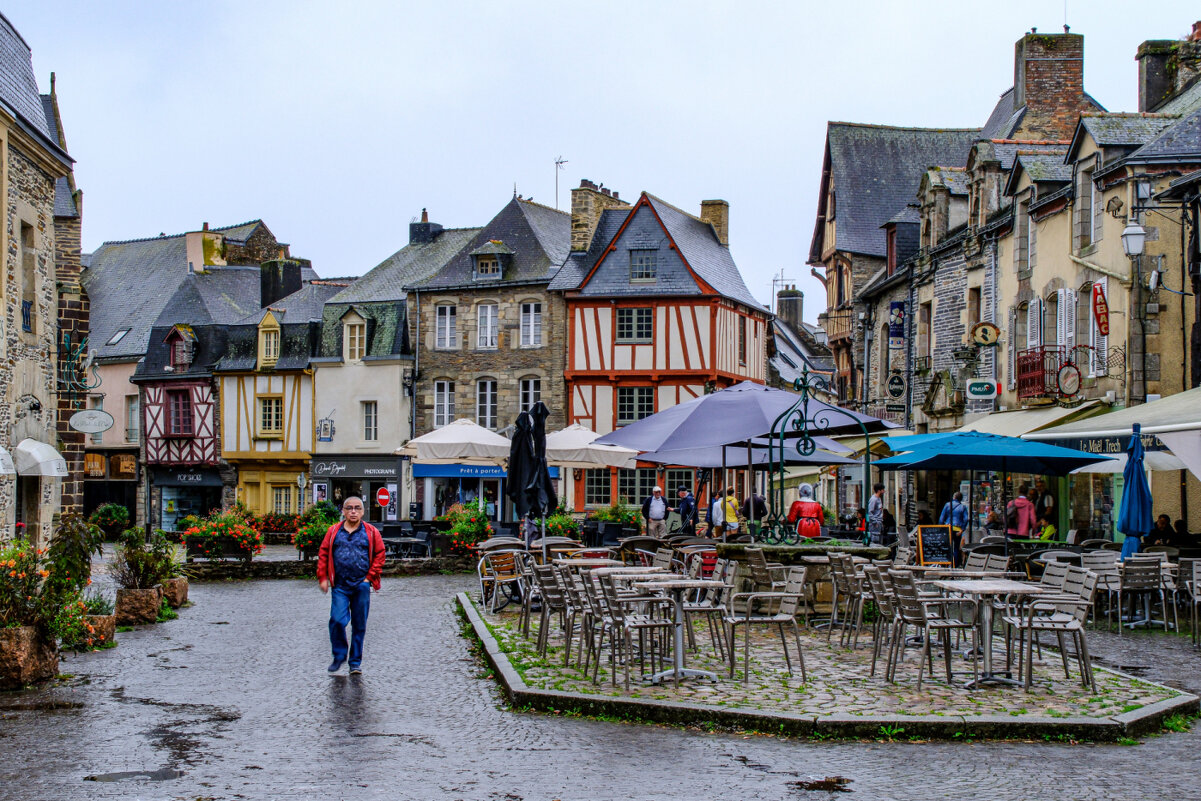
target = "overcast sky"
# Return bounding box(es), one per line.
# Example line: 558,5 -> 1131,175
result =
8,1 -> 1198,322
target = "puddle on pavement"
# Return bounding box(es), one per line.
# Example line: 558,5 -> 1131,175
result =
790,776 -> 852,793
1117,665 -> 1150,675
84,768 -> 183,782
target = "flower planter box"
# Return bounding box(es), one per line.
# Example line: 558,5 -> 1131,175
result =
0,626 -> 58,688
162,577 -> 189,608
186,539 -> 253,562
115,587 -> 162,626
298,545 -> 320,562
86,614 -> 117,647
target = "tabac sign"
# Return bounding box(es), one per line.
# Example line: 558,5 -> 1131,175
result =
1092,283 -> 1110,337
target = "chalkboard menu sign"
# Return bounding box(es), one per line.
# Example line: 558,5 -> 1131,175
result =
915,525 -> 953,566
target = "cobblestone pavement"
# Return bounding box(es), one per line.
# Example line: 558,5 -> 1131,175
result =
0,574 -> 1198,801
486,603 -> 1183,719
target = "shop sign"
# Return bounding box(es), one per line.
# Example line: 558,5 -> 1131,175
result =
70,410 -> 114,434
966,380 -> 999,399
888,302 -> 906,349
111,454 -> 137,480
316,418 -> 335,442
886,373 -> 906,399
1092,283 -> 1110,336
151,467 -> 222,487
970,322 -> 1000,347
311,457 -> 398,479
1052,433 -> 1166,455
84,452 -> 106,477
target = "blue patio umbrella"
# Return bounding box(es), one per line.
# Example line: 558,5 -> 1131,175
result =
1118,423 -> 1154,559
872,432 -> 1114,476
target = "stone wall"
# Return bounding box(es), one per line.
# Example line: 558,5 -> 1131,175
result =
185,555 -> 475,581
55,211 -> 86,518
414,286 -> 566,434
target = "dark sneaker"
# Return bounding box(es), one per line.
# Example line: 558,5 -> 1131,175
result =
349,665 -> 362,675
327,660 -> 344,674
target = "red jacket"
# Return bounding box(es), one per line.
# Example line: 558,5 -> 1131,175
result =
317,521 -> 386,590
787,500 -> 824,539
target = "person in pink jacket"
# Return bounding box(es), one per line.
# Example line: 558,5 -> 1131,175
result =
1005,485 -> 1038,538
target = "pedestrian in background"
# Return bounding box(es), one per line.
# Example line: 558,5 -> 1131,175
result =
641,486 -> 669,538
787,483 -> 824,539
722,488 -> 742,537
676,485 -> 697,537
867,483 -> 886,544
939,491 -> 969,564
317,496 -> 385,675
707,491 -> 724,537
1006,484 -> 1037,539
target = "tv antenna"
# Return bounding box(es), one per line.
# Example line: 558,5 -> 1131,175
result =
555,156 -> 568,209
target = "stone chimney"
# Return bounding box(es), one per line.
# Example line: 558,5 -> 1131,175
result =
776,285 -> 804,333
260,259 -> 303,308
185,228 -> 226,273
700,199 -> 729,246
409,209 -> 443,245
571,179 -> 629,252
1136,24 -> 1201,112
1011,31 -> 1088,140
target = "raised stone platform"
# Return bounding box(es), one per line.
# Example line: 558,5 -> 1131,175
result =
460,593 -> 1198,741
186,555 -> 475,581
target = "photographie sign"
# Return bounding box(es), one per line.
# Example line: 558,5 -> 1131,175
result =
888,302 -> 906,349
69,409 -> 114,434
1092,283 -> 1110,336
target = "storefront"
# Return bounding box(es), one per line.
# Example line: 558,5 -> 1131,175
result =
13,439 -> 67,547
412,463 -> 560,521
309,456 -> 402,524
83,449 -> 139,523
151,466 -> 223,532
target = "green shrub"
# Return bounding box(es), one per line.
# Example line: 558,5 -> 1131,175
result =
108,529 -> 176,589
88,503 -> 130,539
0,539 -> 48,629
441,500 -> 494,555
43,514 -> 104,600
543,512 -> 581,539
293,504 -> 340,551
182,511 -> 264,560
588,502 -> 641,532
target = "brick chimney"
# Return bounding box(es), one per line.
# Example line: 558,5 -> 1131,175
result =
571,179 -> 629,252
776,285 -> 804,333
1011,31 -> 1089,140
700,199 -> 729,246
260,259 -> 303,308
1136,24 -> 1201,112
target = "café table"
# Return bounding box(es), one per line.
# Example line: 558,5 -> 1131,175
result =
634,578 -> 725,686
930,578 -> 1051,688
551,558 -> 623,569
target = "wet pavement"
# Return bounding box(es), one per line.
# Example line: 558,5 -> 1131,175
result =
1,573 -> 1199,800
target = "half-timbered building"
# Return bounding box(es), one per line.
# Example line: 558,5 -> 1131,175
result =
550,181 -> 768,509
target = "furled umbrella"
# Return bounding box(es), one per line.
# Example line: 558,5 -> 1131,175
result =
505,411 -> 536,528
526,402 -> 558,561
1117,423 -> 1154,559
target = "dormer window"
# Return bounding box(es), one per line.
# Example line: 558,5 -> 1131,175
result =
165,326 -> 196,371
262,329 -> 280,361
171,341 -> 189,369
257,312 -> 282,369
630,249 -> 657,282
471,240 -> 512,281
342,310 -> 367,361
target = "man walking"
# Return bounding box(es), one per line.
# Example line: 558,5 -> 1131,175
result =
676,485 -> 697,537
641,486 -> 669,538
939,491 -> 969,565
1033,478 -> 1055,522
867,483 -> 886,545
317,497 -> 386,675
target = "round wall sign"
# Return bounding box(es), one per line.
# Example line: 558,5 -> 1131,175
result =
971,322 -> 1001,346
886,373 -> 906,399
69,409 -> 115,434
1057,363 -> 1081,397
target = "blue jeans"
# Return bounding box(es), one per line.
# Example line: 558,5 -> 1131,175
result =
329,580 -> 371,667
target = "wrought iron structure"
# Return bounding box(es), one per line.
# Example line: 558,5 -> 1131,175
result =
760,367 -> 873,545
57,333 -> 101,410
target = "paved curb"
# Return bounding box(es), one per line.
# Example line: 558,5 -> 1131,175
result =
456,592 -> 1199,742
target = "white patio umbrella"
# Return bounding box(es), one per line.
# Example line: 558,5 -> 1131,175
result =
396,418 -> 511,462
544,423 -> 638,468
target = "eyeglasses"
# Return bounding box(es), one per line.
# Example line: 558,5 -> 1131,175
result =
343,505 -> 363,511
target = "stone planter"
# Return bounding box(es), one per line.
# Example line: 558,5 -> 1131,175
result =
0,626 -> 58,688
86,614 -> 117,647
162,577 -> 189,608
115,587 -> 162,626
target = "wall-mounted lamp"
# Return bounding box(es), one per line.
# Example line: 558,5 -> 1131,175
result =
1121,221 -> 1147,258
572,468 -> 583,481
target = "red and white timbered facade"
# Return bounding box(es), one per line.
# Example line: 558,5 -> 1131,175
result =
142,381 -> 218,465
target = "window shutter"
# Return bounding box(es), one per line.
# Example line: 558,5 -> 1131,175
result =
1008,307 -> 1017,389
1028,215 -> 1037,273
1026,300 -> 1042,349
1092,178 -> 1104,242
1063,288 -> 1076,354
1055,289 -> 1067,349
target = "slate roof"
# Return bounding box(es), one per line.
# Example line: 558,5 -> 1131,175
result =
771,318 -> 834,382
235,282 -> 344,325
927,167 -> 969,195
329,227 -> 479,303
39,95 -> 78,218
979,89 -> 1023,140
154,268 -> 263,328
1127,106 -> 1201,163
551,194 -> 763,310
214,319 -> 323,373
1005,150 -> 1073,196
883,205 -> 921,226
1078,113 -> 1179,148
1153,76 -> 1201,115
131,324 -> 232,381
410,198 -> 570,290
0,13 -> 66,161
83,220 -> 306,361
810,123 -> 979,261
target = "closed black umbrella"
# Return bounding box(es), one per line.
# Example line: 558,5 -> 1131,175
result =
526,402 -> 557,518
506,412 -> 535,522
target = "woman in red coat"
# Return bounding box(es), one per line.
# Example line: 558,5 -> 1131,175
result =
786,483 -> 824,539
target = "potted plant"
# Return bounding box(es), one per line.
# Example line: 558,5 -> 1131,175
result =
543,511 -> 581,540
88,503 -> 130,541
293,501 -> 339,561
109,529 -> 173,625
0,539 -> 57,687
442,501 -> 494,556
160,539 -> 190,608
182,510 -> 264,562
81,592 -> 116,649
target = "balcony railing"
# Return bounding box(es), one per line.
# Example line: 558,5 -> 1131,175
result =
822,309 -> 854,342
1016,345 -> 1065,400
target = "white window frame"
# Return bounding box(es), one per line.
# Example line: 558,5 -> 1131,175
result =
434,380 -> 455,428
476,379 -> 498,430
346,322 -> 366,361
125,395 -> 139,443
261,328 -> 280,362
476,304 -> 498,350
435,305 -> 457,349
519,378 -> 541,412
361,400 -> 378,442
520,302 -> 542,347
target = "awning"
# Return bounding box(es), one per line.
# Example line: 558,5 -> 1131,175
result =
413,463 -> 560,479
833,432 -> 911,457
14,439 -> 67,477
0,446 -> 14,476
1070,449 -> 1187,474
957,400 -> 1102,437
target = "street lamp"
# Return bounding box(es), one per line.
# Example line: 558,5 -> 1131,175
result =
1121,221 -> 1147,257
297,472 -> 308,509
